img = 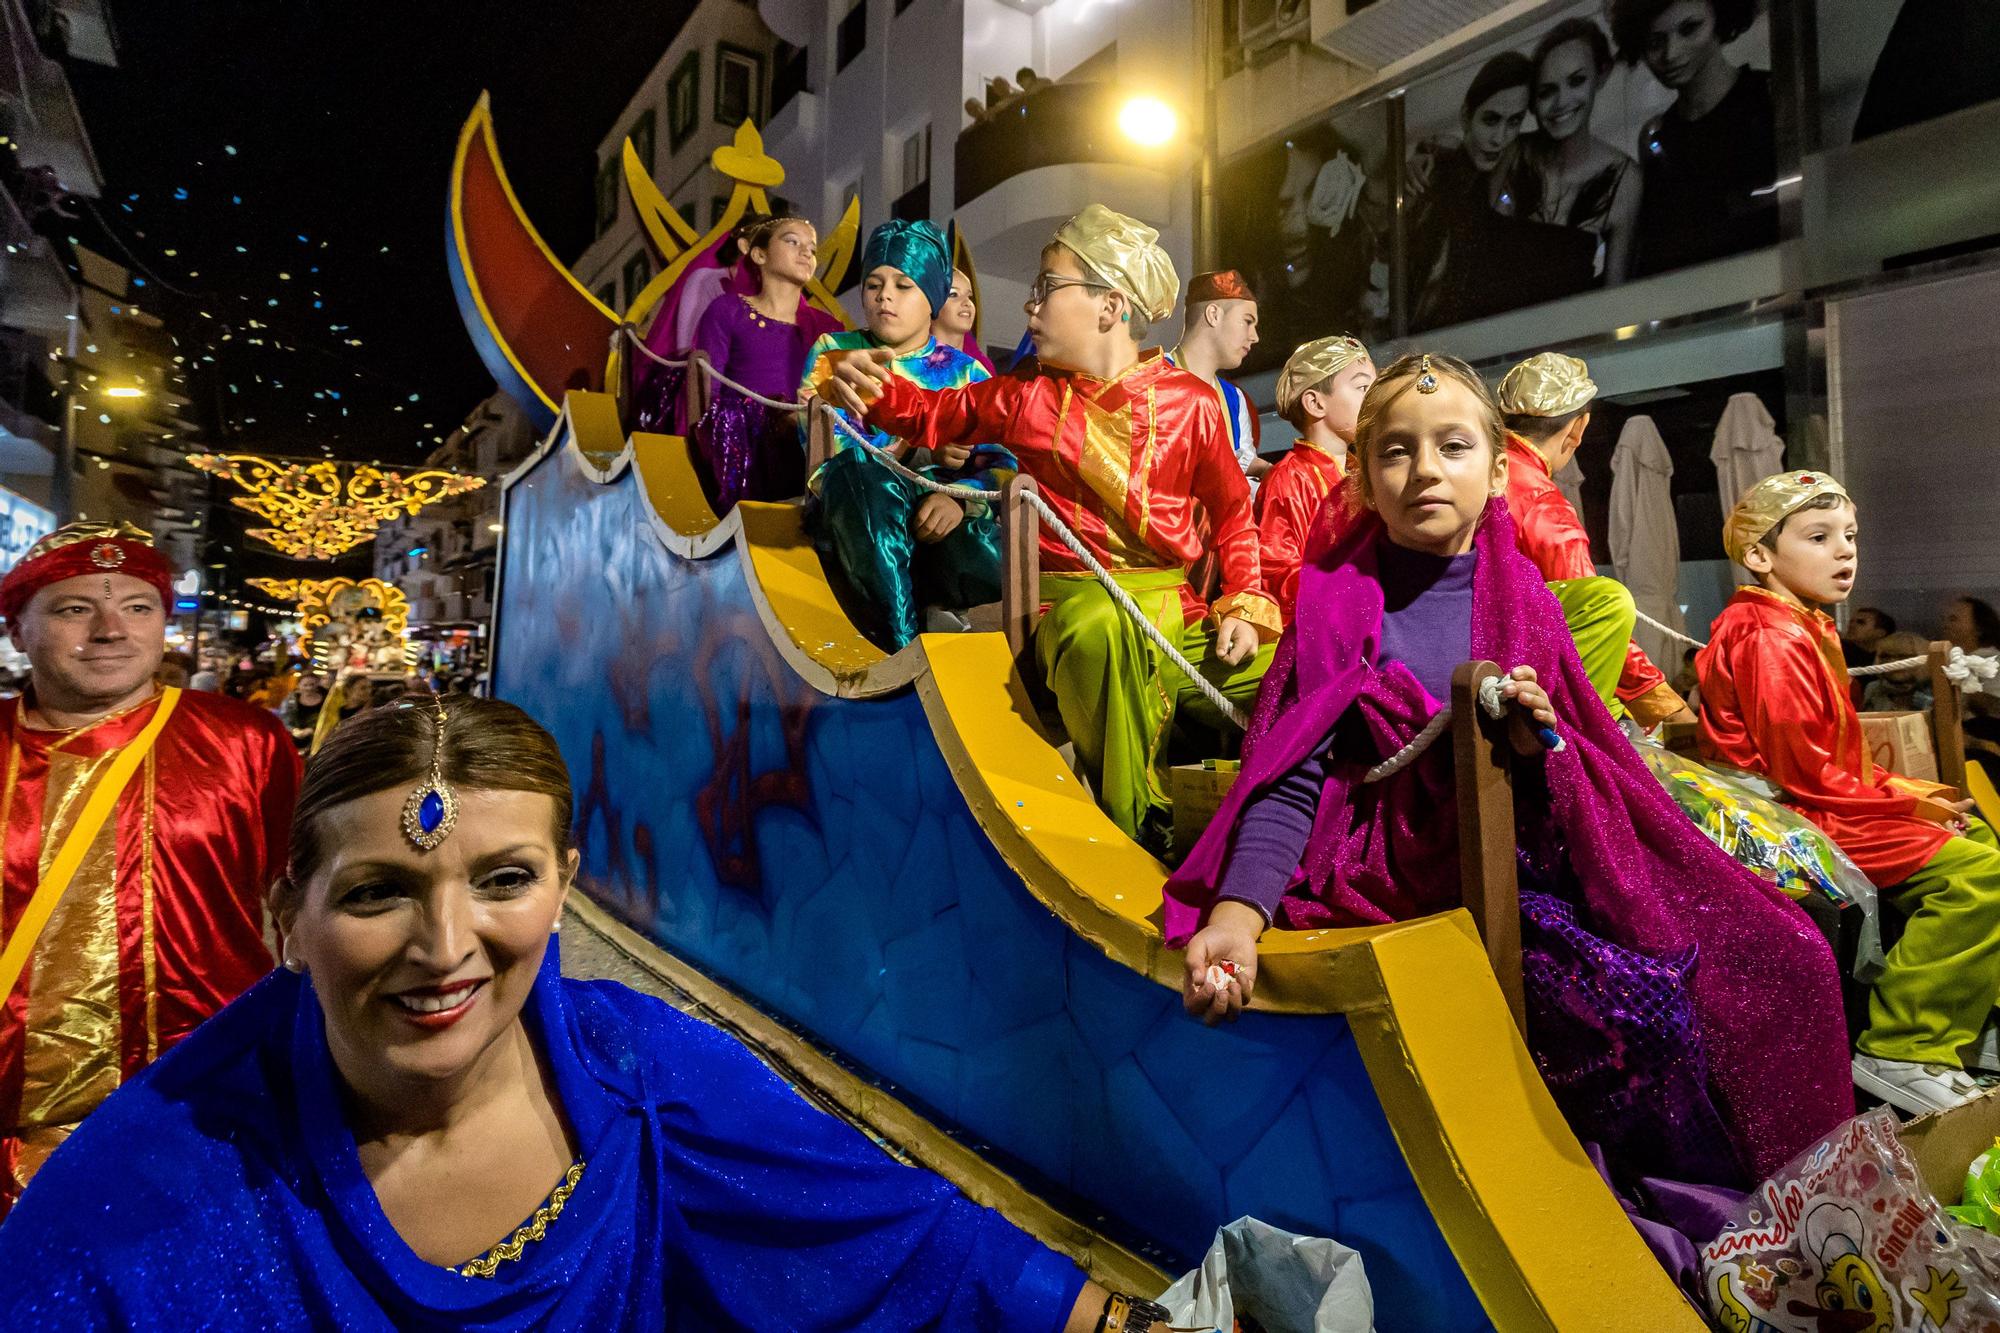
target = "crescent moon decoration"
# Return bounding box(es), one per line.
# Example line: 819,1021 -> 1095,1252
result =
618,119 -> 857,337
243,576 -> 411,663
447,93 -> 621,431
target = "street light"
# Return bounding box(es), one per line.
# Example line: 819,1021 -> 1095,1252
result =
1117,96 -> 1179,148
101,385 -> 145,399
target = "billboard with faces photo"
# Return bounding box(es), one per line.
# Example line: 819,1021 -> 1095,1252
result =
1404,0 -> 1773,333
1214,101 -> 1392,376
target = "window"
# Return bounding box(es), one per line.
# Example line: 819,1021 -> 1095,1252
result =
716,44 -> 764,127
899,124 -> 930,194
710,196 -> 730,227
594,158 -> 620,235
667,51 -> 700,149
837,0 -> 866,71
772,41 -> 808,119
595,282 -> 617,310
628,109 -> 656,171
895,0 -> 917,12
623,251 -> 653,308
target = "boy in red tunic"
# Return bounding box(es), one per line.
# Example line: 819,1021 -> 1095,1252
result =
1696,471 -> 2000,1114
0,522 -> 300,1211
1254,335 -> 1373,622
1498,353 -> 1689,727
823,206 -> 1280,846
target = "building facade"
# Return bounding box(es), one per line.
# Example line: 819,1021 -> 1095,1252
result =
574,0 -> 780,316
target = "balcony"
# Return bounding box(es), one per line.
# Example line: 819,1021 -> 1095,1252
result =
890,177 -> 929,223
953,81 -> 1164,211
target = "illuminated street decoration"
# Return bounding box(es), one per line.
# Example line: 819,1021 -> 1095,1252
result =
246,575 -> 410,667
189,453 -> 484,558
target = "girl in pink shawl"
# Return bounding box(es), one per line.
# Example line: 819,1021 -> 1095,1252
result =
1163,353 -> 1851,1187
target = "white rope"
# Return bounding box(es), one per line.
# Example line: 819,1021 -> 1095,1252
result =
1630,605 -> 1993,690
1360,672 -> 1518,784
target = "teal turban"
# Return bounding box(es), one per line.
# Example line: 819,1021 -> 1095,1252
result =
860,219 -> 952,319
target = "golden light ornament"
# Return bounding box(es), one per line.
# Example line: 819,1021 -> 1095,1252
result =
188,454 -> 485,559
245,576 -> 411,663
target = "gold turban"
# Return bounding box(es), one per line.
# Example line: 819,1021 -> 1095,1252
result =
1724,470 -> 1852,565
1275,335 -> 1370,416
1497,352 -> 1597,417
1052,204 -> 1179,324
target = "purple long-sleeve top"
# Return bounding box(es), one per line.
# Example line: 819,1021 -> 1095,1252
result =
1217,542 -> 1476,922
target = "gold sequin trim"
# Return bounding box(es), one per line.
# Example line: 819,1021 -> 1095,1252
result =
454,1160 -> 585,1279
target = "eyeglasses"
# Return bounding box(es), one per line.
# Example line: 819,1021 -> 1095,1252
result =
1026,273 -> 1109,308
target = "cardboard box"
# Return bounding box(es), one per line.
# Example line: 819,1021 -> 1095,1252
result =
1900,1085 -> 2000,1207
1170,761 -> 1240,854
1861,710 -> 1938,784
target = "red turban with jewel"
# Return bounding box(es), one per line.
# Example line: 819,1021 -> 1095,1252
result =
0,521 -> 177,621
1186,270 -> 1254,305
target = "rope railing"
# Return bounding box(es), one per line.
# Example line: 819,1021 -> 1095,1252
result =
627,326 -> 1251,728
1632,605 -> 1996,690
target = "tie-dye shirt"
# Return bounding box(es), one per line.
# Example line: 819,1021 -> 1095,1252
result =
800,332 -> 1016,502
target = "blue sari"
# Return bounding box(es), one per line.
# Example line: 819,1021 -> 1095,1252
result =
0,944 -> 1085,1330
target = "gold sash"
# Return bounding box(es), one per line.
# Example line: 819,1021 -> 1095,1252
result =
0,688 -> 181,1005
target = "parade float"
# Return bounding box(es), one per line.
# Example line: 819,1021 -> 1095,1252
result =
448,98 -> 2000,1330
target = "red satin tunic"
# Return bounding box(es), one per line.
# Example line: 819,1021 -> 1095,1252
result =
1503,434 -> 1677,720
1255,440 -> 1350,623
0,688 -> 300,1206
865,353 -> 1282,636
1696,587 -> 1951,885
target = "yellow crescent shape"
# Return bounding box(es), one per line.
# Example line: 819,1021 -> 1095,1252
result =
807,192 -> 861,328
624,136 -> 699,265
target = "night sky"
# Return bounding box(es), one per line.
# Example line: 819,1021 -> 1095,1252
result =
66,2 -> 694,468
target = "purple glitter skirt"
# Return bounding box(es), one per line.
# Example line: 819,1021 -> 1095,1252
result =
1520,886 -> 1743,1187
692,391 -> 805,513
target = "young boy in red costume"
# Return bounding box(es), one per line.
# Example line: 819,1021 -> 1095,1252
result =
823,206 -> 1280,848
1498,352 -> 1691,728
1255,335 -> 1373,623
1697,470 -> 2000,1114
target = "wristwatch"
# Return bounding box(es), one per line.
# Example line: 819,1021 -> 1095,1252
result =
1099,1292 -> 1174,1332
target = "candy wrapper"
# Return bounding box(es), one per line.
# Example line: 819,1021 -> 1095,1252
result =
1946,1140 -> 2000,1236
1702,1110 -> 2000,1331
1637,744 -> 1885,979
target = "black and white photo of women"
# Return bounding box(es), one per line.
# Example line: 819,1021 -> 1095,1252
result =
1614,0 -> 1777,277
1406,52 -> 1533,327
1491,17 -> 1643,288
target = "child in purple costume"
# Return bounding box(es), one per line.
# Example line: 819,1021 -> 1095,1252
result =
1163,353 -> 1852,1187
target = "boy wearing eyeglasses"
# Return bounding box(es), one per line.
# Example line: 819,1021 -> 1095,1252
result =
823,206 -> 1280,851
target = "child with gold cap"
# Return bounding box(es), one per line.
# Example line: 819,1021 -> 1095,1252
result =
823,205 -> 1280,847
1697,470 -> 2000,1114
1498,352 -> 1690,727
1256,335 -> 1374,622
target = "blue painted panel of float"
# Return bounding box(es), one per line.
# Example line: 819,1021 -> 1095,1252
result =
493,441 -> 1491,1331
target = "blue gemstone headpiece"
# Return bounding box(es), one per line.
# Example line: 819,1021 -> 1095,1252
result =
400,693 -> 458,852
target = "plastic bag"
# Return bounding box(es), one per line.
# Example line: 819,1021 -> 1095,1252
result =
1946,1139 -> 2000,1235
1158,1216 -> 1374,1333
1702,1110 -> 2000,1331
1637,743 -> 1885,979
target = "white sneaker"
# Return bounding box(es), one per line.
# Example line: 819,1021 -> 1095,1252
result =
1853,1052 -> 1986,1115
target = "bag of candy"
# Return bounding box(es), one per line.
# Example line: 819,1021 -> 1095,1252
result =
1702,1110 -> 2000,1331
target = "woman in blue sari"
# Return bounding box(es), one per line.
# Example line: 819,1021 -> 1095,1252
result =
0,697 -> 1167,1332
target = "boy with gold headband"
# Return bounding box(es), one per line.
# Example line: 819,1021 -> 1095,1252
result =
1498,352 -> 1690,726
1256,335 -> 1373,622
1697,470 -> 2000,1114
824,205 -> 1280,846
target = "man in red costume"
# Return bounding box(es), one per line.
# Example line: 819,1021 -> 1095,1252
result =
1165,270 -> 1265,483
826,206 -> 1280,847
1496,352 -> 1691,727
1255,334 -> 1373,622
0,521 -> 300,1211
